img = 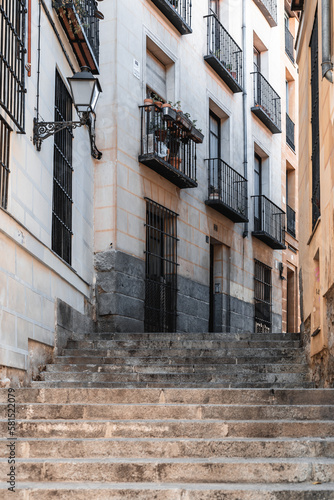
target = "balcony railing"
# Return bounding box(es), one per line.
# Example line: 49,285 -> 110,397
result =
286,205 -> 296,238
252,195 -> 286,249
205,158 -> 248,222
139,104 -> 201,189
285,26 -> 295,63
286,113 -> 295,151
251,72 -> 281,134
53,0 -> 100,73
204,13 -> 243,93
149,0 -> 192,35
253,0 -> 277,26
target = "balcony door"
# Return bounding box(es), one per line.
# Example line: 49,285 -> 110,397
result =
209,111 -> 221,194
254,154 -> 262,230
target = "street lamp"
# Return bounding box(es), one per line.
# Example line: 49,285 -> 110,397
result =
33,67 -> 103,159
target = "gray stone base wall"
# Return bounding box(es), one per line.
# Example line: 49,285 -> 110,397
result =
177,276 -> 210,332
95,250 -> 145,332
56,299 -> 94,355
229,296 -> 254,334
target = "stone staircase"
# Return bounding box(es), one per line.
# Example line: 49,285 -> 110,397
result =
36,331 -> 312,388
1,331 -> 334,498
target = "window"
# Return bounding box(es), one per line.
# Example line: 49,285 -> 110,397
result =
254,260 -> 272,333
146,50 -> 167,102
0,116 -> 11,209
210,0 -> 220,16
254,153 -> 262,221
0,0 -> 26,131
52,71 -> 73,265
144,198 -> 178,333
209,111 -> 221,192
310,12 -> 320,229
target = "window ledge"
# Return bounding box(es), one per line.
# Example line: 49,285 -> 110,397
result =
307,216 -> 321,245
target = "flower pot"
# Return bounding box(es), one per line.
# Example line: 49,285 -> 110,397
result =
154,100 -> 162,109
162,103 -> 171,109
144,98 -> 153,111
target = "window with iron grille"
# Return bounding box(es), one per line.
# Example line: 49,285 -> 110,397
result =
254,260 -> 272,333
52,71 -> 73,265
144,198 -> 178,333
310,11 -> 320,229
0,116 -> 11,209
0,0 -> 26,131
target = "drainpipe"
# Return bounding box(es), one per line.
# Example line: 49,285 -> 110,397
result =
322,0 -> 333,82
242,0 -> 248,237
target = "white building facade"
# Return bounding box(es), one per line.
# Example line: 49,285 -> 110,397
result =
0,0 -> 297,384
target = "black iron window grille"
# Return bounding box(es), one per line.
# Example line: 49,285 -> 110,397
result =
252,195 -> 286,248
206,158 -> 248,222
139,104 -> 199,188
53,0 -> 99,72
310,12 -> 320,229
286,205 -> 296,238
204,13 -> 243,92
0,0 -> 27,131
149,0 -> 192,34
254,259 -> 272,333
251,72 -> 281,133
145,198 -> 178,333
286,113 -> 295,151
52,71 -> 73,265
0,116 -> 11,209
285,26 -> 294,63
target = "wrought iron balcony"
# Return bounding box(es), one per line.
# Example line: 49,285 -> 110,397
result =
251,72 -> 281,134
139,104 -> 202,189
286,113 -> 295,151
149,0 -> 192,35
253,0 -> 277,26
204,13 -> 243,93
252,195 -> 286,249
205,158 -> 248,222
285,26 -> 295,63
286,205 -> 296,238
53,0 -> 100,73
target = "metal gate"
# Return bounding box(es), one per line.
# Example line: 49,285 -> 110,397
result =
144,198 -> 178,332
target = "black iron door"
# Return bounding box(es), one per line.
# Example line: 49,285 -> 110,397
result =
144,198 -> 178,332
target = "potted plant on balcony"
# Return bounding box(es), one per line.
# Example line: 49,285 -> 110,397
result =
152,93 -> 164,109
209,187 -> 220,200
144,97 -> 154,111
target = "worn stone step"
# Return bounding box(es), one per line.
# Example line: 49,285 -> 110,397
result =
46,362 -> 309,374
2,403 -> 333,421
40,371 -> 311,385
1,482 -> 334,500
31,380 -> 316,388
83,331 -> 302,342
2,437 -> 334,459
67,339 -> 301,350
53,355 -> 307,366
1,419 -> 333,438
1,388 -> 332,405
61,347 -> 305,359
1,457 -> 334,483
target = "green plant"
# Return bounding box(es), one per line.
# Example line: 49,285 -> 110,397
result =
152,93 -> 164,103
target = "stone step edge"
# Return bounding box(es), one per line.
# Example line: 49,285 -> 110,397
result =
2,437 -> 334,442
1,418 -> 333,424
0,482 -> 334,491
1,457 -> 334,463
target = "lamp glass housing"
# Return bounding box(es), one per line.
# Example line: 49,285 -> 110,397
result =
67,69 -> 102,115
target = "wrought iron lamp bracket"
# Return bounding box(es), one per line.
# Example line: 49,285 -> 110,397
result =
33,118 -> 83,151
33,114 -> 102,160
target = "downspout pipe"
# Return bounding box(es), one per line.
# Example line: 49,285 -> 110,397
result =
322,0 -> 333,83
242,0 -> 248,238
